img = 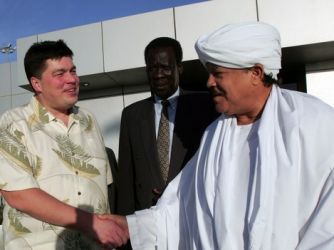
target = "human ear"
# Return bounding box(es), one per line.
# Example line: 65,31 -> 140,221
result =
30,77 -> 42,93
177,63 -> 184,74
250,64 -> 264,85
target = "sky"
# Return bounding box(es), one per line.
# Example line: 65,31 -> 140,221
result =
0,0 -> 207,63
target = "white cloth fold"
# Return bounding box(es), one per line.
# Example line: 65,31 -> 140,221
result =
127,85 -> 334,250
195,22 -> 281,79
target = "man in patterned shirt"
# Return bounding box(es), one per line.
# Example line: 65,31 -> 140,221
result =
0,40 -> 127,249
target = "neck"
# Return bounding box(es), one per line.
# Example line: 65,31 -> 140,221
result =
36,96 -> 71,126
236,85 -> 272,125
48,108 -> 71,127
54,112 -> 70,126
236,115 -> 260,125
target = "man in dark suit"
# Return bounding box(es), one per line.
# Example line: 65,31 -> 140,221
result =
117,37 -> 218,217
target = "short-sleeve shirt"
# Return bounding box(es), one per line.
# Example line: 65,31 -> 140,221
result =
0,96 -> 112,249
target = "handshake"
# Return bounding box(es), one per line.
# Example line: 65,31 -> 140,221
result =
89,187 -> 164,249
90,213 -> 129,249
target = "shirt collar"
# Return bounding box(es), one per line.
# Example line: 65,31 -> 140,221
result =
154,87 -> 180,110
30,96 -> 80,125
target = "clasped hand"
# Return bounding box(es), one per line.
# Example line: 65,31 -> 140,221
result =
93,213 -> 129,249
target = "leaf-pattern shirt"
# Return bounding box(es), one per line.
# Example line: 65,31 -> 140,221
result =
0,96 -> 112,249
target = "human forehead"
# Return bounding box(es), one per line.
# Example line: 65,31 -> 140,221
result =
147,47 -> 176,63
44,57 -> 75,71
206,63 -> 248,73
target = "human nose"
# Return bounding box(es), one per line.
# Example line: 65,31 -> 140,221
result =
65,72 -> 79,83
155,67 -> 165,77
155,66 -> 171,77
207,74 -> 216,88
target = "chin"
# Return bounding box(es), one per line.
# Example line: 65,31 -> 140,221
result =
214,104 -> 224,113
216,107 -> 231,116
67,97 -> 78,106
155,91 -> 170,100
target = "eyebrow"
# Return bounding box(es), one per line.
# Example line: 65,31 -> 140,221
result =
53,65 -> 76,73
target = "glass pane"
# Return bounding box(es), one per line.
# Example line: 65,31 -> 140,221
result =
306,71 -> 334,108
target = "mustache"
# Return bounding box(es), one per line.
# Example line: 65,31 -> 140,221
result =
209,86 -> 226,97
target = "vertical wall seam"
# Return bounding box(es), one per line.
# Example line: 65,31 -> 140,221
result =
256,0 -> 260,21
173,8 -> 177,39
100,22 -> 105,72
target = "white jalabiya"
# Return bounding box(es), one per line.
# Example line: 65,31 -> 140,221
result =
195,22 -> 281,79
127,85 -> 334,250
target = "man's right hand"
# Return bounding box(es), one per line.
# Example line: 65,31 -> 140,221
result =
1,189 -> 129,248
93,214 -> 129,248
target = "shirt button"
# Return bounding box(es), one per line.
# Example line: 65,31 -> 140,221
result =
78,192 -> 81,195
75,171 -> 79,175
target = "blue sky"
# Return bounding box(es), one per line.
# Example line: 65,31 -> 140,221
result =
0,0 -> 207,63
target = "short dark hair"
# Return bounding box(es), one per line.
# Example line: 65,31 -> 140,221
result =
144,37 -> 183,65
263,73 -> 279,86
24,40 -> 73,82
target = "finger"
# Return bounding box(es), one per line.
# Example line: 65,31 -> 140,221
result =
119,229 -> 129,245
97,213 -> 111,220
115,215 -> 128,229
112,224 -> 129,246
107,227 -> 126,247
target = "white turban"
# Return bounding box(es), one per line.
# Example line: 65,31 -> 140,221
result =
195,22 -> 282,79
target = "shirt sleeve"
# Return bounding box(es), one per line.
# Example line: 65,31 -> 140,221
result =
0,153 -> 39,191
0,113 -> 39,191
127,209 -> 160,250
126,152 -> 201,250
126,165 -> 189,250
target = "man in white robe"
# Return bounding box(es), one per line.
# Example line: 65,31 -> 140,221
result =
119,22 -> 334,250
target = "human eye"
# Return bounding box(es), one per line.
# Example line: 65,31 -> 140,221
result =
161,65 -> 172,71
54,71 -> 64,77
70,68 -> 77,75
212,71 -> 223,79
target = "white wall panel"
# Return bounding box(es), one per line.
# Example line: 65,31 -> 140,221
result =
258,0 -> 334,47
0,96 -> 11,116
0,63 -> 11,97
11,62 -> 30,95
38,23 -> 104,76
11,93 -> 32,108
123,90 -> 151,107
78,94 -> 123,158
103,9 -> 175,72
16,35 -> 38,86
175,0 -> 257,61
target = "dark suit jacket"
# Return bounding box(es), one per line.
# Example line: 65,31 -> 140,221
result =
116,90 -> 218,215
106,147 -> 118,214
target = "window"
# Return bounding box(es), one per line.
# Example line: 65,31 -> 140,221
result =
306,70 -> 334,108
